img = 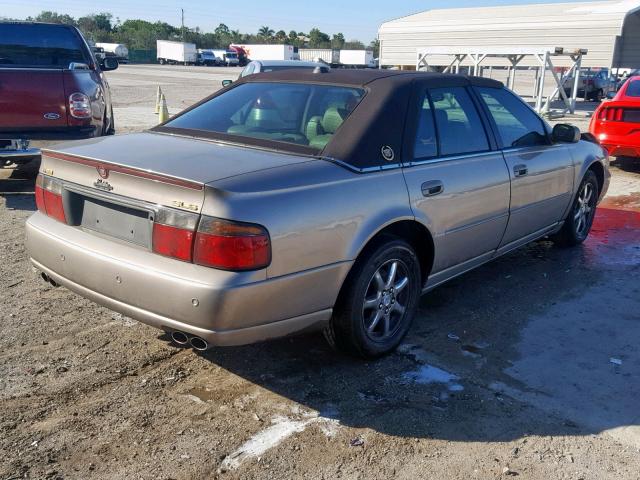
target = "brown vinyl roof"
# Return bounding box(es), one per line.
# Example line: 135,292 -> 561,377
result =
246,68 -> 504,89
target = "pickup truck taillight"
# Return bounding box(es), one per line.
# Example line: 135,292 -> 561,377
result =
35,174 -> 67,224
194,217 -> 271,271
69,92 -> 91,119
152,212 -> 271,271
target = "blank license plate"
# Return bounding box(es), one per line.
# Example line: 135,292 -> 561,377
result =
81,197 -> 152,247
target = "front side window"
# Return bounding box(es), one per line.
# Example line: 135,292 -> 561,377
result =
429,87 -> 490,156
0,24 -> 87,68
164,82 -> 364,151
477,87 -> 548,148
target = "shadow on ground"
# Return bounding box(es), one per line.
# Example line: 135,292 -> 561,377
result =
182,200 -> 640,445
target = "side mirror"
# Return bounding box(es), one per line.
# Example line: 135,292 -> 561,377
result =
101,57 -> 119,71
606,91 -> 616,100
222,79 -> 233,87
552,123 -> 581,143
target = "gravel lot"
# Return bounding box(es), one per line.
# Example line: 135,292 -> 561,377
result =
1,65 -> 639,480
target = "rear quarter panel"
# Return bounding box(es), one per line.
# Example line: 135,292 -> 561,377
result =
63,70 -> 108,131
204,160 -> 415,279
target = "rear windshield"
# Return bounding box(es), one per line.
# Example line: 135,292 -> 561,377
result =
164,82 -> 364,151
627,80 -> 640,97
0,24 -> 88,68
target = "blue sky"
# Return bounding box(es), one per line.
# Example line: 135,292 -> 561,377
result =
1,0 -> 586,41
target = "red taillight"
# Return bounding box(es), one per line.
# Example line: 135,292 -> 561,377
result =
599,107 -> 625,121
193,217 -> 270,271
152,223 -> 194,262
35,174 -> 66,223
69,92 -> 91,119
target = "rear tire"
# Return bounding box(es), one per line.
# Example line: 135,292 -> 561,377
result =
325,237 -> 421,358
551,170 -> 599,247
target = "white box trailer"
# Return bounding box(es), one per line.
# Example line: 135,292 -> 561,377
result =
95,43 -> 129,62
339,49 -> 375,68
157,40 -> 197,65
234,44 -> 296,61
298,48 -> 339,64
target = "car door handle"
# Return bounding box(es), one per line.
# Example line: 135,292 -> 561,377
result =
513,164 -> 528,177
421,180 -> 444,197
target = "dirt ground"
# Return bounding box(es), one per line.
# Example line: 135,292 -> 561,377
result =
1,65 -> 640,480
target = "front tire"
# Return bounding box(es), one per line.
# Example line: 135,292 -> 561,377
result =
325,237 -> 421,358
552,170 -> 599,246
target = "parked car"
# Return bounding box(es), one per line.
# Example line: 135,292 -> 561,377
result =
563,68 -> 617,101
26,70 -> 609,358
238,60 -> 327,79
211,50 -> 239,66
590,75 -> 640,159
197,49 -> 220,66
0,22 -> 118,167
222,60 -> 327,86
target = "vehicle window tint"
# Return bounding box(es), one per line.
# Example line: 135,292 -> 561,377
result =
165,82 -> 364,151
413,93 -> 437,159
627,80 -> 640,97
477,87 -> 548,148
429,87 -> 489,156
0,24 -> 87,68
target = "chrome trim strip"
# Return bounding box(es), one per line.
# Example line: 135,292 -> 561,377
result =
405,150 -> 498,168
320,156 -> 402,173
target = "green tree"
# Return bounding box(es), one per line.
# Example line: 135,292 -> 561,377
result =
369,39 -> 380,57
215,23 -> 230,36
30,11 -> 76,25
258,26 -> 275,40
343,39 -> 365,49
331,33 -> 345,49
275,30 -> 287,43
308,28 -> 330,48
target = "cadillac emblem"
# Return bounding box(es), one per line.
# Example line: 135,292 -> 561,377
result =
97,165 -> 109,179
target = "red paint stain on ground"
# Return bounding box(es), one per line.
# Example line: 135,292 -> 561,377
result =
585,193 -> 640,267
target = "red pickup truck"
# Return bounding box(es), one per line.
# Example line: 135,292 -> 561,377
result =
0,22 -> 117,167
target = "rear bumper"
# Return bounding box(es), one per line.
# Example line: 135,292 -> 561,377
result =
601,143 -> 640,158
0,127 -> 98,142
0,147 -> 40,164
25,212 -> 348,346
597,133 -> 640,158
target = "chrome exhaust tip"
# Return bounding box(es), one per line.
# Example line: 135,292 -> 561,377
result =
171,331 -> 189,346
40,272 -> 59,287
189,336 -> 208,351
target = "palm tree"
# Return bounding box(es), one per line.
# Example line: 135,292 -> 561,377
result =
258,26 -> 275,39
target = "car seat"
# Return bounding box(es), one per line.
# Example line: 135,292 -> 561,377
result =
306,106 -> 348,150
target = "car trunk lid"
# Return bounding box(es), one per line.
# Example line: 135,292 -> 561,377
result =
39,132 -> 314,249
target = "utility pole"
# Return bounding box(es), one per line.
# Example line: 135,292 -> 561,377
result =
181,8 -> 185,43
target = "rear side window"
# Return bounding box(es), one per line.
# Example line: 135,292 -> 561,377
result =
165,82 -> 364,151
477,87 -> 549,148
413,94 -> 438,159
626,80 -> 640,97
429,87 -> 489,156
0,24 -> 87,68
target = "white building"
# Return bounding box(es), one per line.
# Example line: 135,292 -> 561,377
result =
378,0 -> 640,69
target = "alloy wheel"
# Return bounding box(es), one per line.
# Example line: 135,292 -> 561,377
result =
574,181 -> 596,238
362,259 -> 410,342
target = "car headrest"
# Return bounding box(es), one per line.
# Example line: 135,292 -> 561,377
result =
306,115 -> 323,139
321,107 -> 347,134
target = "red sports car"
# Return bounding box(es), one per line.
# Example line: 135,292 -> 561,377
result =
590,76 -> 640,159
